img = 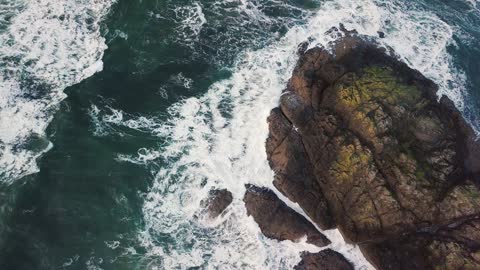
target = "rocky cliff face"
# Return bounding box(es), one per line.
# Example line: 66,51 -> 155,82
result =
266,36 -> 480,269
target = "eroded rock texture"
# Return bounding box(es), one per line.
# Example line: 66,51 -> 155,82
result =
243,184 -> 330,247
266,36 -> 480,269
294,249 -> 354,270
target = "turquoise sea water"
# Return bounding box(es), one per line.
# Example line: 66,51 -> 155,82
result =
0,0 -> 479,269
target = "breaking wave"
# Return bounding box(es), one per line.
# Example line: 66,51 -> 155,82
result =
0,0 -> 115,183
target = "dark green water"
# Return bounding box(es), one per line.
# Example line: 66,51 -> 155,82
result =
0,0 -> 479,269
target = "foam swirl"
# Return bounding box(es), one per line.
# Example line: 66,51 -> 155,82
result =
0,0 -> 115,182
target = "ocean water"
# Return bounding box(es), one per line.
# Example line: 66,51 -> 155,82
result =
0,0 -> 479,269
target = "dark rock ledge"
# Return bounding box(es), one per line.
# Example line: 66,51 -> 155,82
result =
242,184 -> 356,269
265,34 -> 480,269
243,184 -> 330,247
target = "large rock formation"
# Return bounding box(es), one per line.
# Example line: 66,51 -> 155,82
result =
266,35 -> 480,269
243,184 -> 330,247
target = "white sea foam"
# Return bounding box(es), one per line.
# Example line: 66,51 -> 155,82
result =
102,0 -> 474,268
86,256 -> 104,270
171,72 -> 193,89
0,0 -> 115,182
174,1 -> 206,45
466,0 -> 480,9
88,104 -> 164,138
105,240 -> 121,250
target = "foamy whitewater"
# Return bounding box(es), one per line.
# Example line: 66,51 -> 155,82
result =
84,0 -> 477,268
0,0 -> 474,268
0,0 -> 115,182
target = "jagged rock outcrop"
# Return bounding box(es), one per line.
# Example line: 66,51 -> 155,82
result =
243,184 -> 330,247
201,189 -> 233,218
266,35 -> 480,269
294,249 -> 354,270
267,107 -> 334,230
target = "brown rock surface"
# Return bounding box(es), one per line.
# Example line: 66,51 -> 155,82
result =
267,107 -> 333,230
243,184 -> 330,247
294,249 -> 354,270
202,189 -> 233,218
266,34 -> 480,269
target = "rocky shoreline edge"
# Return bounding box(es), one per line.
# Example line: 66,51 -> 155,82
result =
203,34 -> 480,269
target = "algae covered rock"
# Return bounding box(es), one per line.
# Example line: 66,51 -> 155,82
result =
266,35 -> 480,269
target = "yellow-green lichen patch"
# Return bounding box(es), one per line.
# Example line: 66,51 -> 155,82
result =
334,67 -> 422,145
428,241 -> 480,270
329,139 -> 372,188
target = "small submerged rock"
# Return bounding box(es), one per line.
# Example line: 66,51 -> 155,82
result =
243,184 -> 330,247
294,249 -> 354,270
201,189 -> 233,219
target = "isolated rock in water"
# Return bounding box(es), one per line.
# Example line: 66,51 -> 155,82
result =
294,249 -> 354,270
202,189 -> 233,218
243,184 -> 330,247
267,35 -> 480,269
